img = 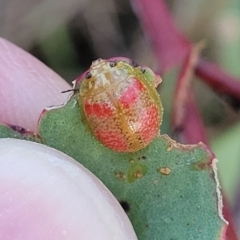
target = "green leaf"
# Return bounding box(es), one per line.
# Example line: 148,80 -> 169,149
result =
39,96 -> 225,239
0,124 -> 41,143
0,95 -> 226,239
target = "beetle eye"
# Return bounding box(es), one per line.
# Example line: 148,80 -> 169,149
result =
141,68 -> 146,74
109,61 -> 116,67
131,61 -> 139,68
86,72 -> 92,79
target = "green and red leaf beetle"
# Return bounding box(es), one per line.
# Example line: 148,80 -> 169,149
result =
74,57 -> 163,152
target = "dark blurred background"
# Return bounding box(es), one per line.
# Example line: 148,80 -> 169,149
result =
1,0 -> 240,234
2,0 -> 239,81
1,0 -> 154,81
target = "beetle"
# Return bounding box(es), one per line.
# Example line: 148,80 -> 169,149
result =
77,57 -> 163,152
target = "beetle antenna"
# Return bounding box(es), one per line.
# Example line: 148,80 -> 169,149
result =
61,88 -> 79,93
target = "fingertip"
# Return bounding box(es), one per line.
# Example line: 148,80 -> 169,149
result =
0,139 -> 137,240
0,38 -> 71,131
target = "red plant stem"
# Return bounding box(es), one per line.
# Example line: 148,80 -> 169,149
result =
172,43 -> 204,136
131,0 -> 190,73
177,93 -> 208,144
195,59 -> 240,101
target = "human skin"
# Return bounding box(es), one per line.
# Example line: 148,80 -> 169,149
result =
0,38 -> 137,239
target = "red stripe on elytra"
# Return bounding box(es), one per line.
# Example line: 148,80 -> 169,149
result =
119,78 -> 145,108
85,102 -> 113,118
95,130 -> 129,152
139,105 -> 159,142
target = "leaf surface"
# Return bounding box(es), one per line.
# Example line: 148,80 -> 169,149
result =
35,95 -> 226,239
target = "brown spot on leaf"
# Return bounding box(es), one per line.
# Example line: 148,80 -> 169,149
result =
129,159 -> 135,164
127,163 -> 147,183
167,143 -> 173,151
134,170 -> 143,179
190,160 -> 210,170
115,171 -> 126,180
158,167 -> 172,175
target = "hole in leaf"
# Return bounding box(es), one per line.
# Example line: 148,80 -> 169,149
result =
120,200 -> 130,213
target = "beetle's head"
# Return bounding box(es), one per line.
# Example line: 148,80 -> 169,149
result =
80,58 -> 133,96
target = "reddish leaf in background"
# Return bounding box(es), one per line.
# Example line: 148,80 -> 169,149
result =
172,42 -> 204,141
175,93 -> 208,145
132,0 -> 191,73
